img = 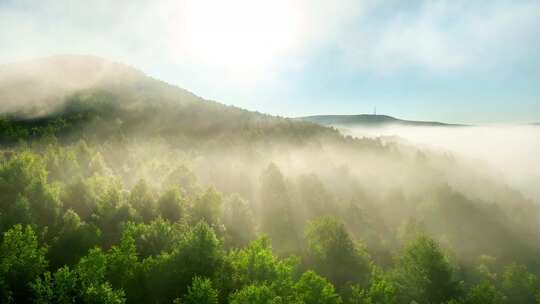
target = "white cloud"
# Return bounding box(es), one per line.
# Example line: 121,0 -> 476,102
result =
0,0 -> 368,85
336,0 -> 540,73
0,0 -> 538,80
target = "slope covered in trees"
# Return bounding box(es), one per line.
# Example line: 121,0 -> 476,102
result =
297,114 -> 467,127
0,56 -> 539,303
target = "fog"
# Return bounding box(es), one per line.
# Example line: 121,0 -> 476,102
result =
0,55 -> 145,116
339,124 -> 540,201
3,58 -> 540,304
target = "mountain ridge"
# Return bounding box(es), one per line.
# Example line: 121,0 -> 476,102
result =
0,55 -> 341,146
297,114 -> 469,127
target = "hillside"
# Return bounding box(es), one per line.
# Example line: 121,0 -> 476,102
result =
298,114 -> 467,127
1,56 -> 540,304
0,55 -> 339,147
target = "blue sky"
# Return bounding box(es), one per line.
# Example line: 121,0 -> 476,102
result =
1,0 -> 539,123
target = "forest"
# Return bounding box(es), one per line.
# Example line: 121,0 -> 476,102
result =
1,56 -> 540,304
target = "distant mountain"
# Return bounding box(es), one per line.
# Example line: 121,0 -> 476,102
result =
297,114 -> 468,127
0,55 -> 339,146
0,54 -> 201,117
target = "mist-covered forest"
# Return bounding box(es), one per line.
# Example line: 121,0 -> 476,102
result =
1,56 -> 540,304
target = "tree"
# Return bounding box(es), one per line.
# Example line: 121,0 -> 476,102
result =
228,237 -> 296,287
123,218 -> 180,258
223,194 -> 255,248
33,248 -> 125,304
164,165 -> 199,197
177,276 -> 218,304
224,237 -> 300,303
32,266 -> 126,304
96,179 -> 137,247
305,217 -> 371,288
297,174 -> 334,221
144,221 -> 223,303
464,281 -> 504,304
157,188 -> 185,223
106,233 -> 138,292
0,224 -> 48,303
295,271 -> 342,304
259,164 -> 303,255
62,178 -> 99,221
129,179 -> 157,223
172,221 -> 223,282
501,263 -> 538,304
229,284 -> 287,304
391,234 -> 461,304
347,269 -> 397,304
0,152 -> 61,232
190,187 -> 223,231
0,152 -> 47,210
48,209 -> 101,268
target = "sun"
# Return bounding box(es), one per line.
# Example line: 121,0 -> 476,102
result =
169,0 -> 307,74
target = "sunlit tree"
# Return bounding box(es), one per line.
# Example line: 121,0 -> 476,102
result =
306,217 -> 371,288
0,225 -> 48,303
391,234 -> 461,304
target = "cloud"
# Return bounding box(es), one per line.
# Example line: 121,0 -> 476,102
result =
0,1 -> 364,80
0,0 -> 538,81
335,0 -> 540,73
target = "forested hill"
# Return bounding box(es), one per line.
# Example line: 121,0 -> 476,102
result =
0,55 -> 342,147
298,114 -> 467,127
1,56 -> 540,304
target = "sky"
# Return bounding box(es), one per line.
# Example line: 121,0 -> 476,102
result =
0,0 -> 539,123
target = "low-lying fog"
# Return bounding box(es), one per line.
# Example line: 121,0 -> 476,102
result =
340,124 -> 540,201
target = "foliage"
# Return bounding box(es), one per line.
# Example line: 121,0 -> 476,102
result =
391,234 -> 461,304
0,73 -> 539,303
295,271 -> 342,304
176,276 -> 219,304
0,225 -> 48,303
306,217 -> 371,288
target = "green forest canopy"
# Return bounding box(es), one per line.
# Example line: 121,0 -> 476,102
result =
0,56 -> 539,303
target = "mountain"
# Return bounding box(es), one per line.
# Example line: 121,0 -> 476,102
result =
0,55 -> 337,146
0,55 -> 204,116
1,55 -> 540,304
297,114 -> 468,127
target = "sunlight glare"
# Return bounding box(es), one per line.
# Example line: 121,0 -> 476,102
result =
173,0 -> 306,74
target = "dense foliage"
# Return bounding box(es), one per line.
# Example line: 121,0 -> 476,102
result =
1,56 -> 540,303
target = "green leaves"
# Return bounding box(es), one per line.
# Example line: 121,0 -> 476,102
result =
177,277 -> 219,304
33,246 -> 127,304
0,151 -> 61,231
306,217 -> 371,288
229,284 -> 286,304
157,188 -> 185,223
1,114 -> 540,304
259,164 -> 300,255
32,265 -> 126,304
347,268 -> 397,304
501,263 -> 539,304
228,237 -> 295,288
295,271 -> 342,304
190,187 -> 223,231
0,225 -> 48,303
391,234 -> 461,304
464,281 -> 504,304
129,180 -> 157,223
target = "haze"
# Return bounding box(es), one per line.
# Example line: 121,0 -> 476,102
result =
340,124 -> 540,201
1,0 -> 539,122
1,1 -> 540,303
